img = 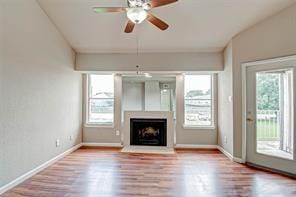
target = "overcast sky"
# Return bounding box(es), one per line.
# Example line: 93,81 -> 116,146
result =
185,75 -> 211,93
91,75 -> 114,94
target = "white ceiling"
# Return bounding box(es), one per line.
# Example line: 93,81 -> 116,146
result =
38,0 -> 296,53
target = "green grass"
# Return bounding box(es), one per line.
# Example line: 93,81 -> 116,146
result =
257,120 -> 280,141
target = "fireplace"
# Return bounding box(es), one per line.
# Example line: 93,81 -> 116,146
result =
130,118 -> 167,146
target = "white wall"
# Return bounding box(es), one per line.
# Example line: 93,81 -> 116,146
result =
0,0 -> 5,187
217,42 -> 234,154
76,52 -> 223,72
230,4 -> 296,158
0,0 -> 82,188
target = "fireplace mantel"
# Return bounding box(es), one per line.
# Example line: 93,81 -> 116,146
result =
122,111 -> 175,148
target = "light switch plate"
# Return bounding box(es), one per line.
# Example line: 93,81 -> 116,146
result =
56,139 -> 60,147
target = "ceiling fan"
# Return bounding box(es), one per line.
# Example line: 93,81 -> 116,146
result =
93,0 -> 178,33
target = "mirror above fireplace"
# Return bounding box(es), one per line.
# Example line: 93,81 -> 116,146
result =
122,75 -> 176,113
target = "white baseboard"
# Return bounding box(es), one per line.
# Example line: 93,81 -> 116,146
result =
82,142 -> 123,147
217,146 -> 234,160
217,146 -> 244,163
0,143 -> 82,195
175,144 -> 218,149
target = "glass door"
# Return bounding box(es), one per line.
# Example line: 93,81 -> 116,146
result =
246,60 -> 296,174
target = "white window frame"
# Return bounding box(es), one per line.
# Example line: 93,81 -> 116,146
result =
85,74 -> 115,127
183,74 -> 215,129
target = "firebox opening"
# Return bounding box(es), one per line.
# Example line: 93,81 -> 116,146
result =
130,118 -> 167,146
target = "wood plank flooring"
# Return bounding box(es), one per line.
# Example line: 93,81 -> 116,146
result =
2,147 -> 296,197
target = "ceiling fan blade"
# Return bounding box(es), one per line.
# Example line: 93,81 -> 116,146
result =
147,14 -> 169,31
93,7 -> 126,13
124,20 -> 136,33
149,0 -> 178,8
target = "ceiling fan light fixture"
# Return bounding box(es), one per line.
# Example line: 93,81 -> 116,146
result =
128,0 -> 147,7
142,3 -> 151,10
127,8 -> 148,24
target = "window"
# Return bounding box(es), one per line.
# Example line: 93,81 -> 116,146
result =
87,74 -> 114,125
184,75 -> 213,127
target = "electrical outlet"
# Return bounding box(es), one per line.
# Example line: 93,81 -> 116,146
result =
56,139 -> 60,147
116,130 -> 120,136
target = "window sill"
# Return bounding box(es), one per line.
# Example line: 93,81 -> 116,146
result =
84,123 -> 114,128
183,124 -> 216,130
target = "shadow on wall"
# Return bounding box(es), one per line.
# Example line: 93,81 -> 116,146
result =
0,0 -> 82,188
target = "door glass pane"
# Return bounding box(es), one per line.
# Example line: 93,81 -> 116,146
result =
256,69 -> 294,160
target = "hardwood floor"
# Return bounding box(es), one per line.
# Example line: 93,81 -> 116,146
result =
2,147 -> 296,197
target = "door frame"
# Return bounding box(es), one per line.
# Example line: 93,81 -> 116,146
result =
241,54 -> 296,164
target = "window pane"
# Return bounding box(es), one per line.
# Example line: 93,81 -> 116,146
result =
88,74 -> 114,124
185,100 -> 212,126
89,75 -> 114,98
185,75 -> 211,99
184,75 -> 212,126
89,99 -> 114,123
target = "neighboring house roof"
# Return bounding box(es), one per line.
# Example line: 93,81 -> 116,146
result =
186,95 -> 211,99
93,92 -> 114,98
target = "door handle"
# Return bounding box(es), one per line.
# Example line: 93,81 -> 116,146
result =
247,118 -> 254,122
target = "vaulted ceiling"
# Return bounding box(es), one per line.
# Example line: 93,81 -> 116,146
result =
38,0 -> 296,53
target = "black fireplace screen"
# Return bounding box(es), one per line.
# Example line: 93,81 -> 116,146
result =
130,118 -> 167,146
